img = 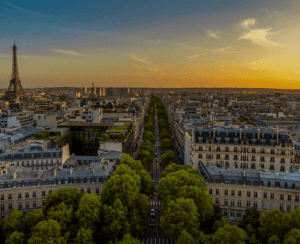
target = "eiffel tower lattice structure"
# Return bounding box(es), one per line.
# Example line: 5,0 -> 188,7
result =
4,41 -> 28,100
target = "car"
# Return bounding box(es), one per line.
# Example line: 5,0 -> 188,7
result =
150,209 -> 155,217
153,192 -> 157,196
153,179 -> 155,183
149,220 -> 156,227
155,159 -> 158,162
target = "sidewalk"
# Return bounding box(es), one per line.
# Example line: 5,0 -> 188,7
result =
132,128 -> 144,160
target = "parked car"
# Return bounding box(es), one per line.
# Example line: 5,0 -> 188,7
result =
153,179 -> 155,183
150,209 -> 155,217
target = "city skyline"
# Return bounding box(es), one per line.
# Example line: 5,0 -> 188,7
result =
1,0 -> 300,88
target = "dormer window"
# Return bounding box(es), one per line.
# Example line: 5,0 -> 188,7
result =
262,134 -> 264,138
235,133 -> 237,136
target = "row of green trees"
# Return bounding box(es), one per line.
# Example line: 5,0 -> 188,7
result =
239,208 -> 300,243
0,154 -> 155,244
136,98 -> 156,169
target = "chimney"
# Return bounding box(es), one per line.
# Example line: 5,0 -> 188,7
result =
93,166 -> 95,174
221,168 -> 223,174
213,128 -> 216,138
13,170 -> 17,179
239,128 -> 243,139
260,169 -> 262,177
70,167 -> 73,175
54,168 -> 57,176
257,128 -> 260,140
276,130 -> 279,144
233,165 -> 235,170
277,170 -> 279,178
243,170 -> 246,176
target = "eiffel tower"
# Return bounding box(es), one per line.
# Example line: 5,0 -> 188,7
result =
4,41 -> 28,100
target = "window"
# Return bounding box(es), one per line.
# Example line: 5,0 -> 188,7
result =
224,199 -> 228,206
296,206 -> 299,209
254,192 -> 258,198
231,199 -> 235,207
87,188 -> 91,193
270,164 -> 275,170
287,195 -> 291,201
26,202 -> 29,210
271,149 -> 274,154
49,190 -> 52,195
215,198 -> 219,205
8,194 -> 11,200
270,203 -> 274,210
271,193 -> 274,199
230,211 -> 235,218
280,194 -> 284,200
247,191 -> 251,197
8,204 -> 12,210
33,192 -> 36,198
225,190 -> 228,195
231,190 -> 235,196
81,189 -> 84,193
216,189 -> 219,195
247,201 -> 250,207
18,193 -> 22,199
296,196 -> 299,202
254,201 -> 257,209
42,191 -> 46,197
238,200 -> 241,207
263,202 -> 267,209
224,210 -> 228,217
18,203 -> 22,210
209,189 -> 212,194
237,211 -> 242,218
33,201 -> 36,209
287,205 -> 291,211
26,192 -> 29,198
238,191 -> 242,196
1,205 -> 4,211
0,195 -> 4,201
263,193 -> 267,198
270,157 -> 274,162
280,204 -> 284,212
96,188 -> 100,194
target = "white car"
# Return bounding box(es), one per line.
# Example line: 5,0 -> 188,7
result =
150,209 -> 155,217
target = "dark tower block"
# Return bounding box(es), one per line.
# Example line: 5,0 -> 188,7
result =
4,41 -> 28,100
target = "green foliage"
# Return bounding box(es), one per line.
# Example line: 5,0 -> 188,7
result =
239,208 -> 261,243
73,228 -> 94,244
162,138 -> 174,150
143,131 -> 155,144
4,231 -> 25,244
101,134 -> 110,141
177,230 -> 197,244
27,219 -> 67,244
2,209 -> 23,239
160,150 -> 175,167
117,233 -> 144,244
283,229 -> 300,244
160,198 -> 200,240
200,205 -> 227,235
137,149 -> 153,169
34,131 -> 50,139
211,224 -> 248,244
23,210 -> 45,238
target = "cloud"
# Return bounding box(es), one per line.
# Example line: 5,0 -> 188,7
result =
207,30 -> 220,39
213,46 -> 232,52
52,49 -> 82,56
241,18 -> 256,29
4,1 -> 42,15
148,68 -> 158,72
130,54 -> 149,63
239,18 -> 278,46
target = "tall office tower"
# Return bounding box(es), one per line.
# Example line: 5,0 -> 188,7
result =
91,83 -> 95,96
4,41 -> 28,100
106,88 -> 114,96
114,88 -> 121,96
82,87 -> 87,96
101,87 -> 106,96
96,87 -> 101,96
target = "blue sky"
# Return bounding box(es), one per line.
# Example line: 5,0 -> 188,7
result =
1,0 -> 300,88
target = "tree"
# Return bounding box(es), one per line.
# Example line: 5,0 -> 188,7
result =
2,209 -> 23,239
117,233 -> 143,244
100,134 -> 110,141
282,207 -> 300,232
267,235 -> 281,244
27,219 -> 67,244
239,208 -> 261,243
258,209 -> 283,242
211,224 -> 248,244
160,150 -> 175,167
283,229 -> 300,244
4,231 -> 25,244
162,138 -> 174,150
159,163 -> 198,180
177,230 -> 197,244
158,170 -> 206,205
73,228 -> 94,244
43,188 -> 83,215
177,185 -> 213,222
137,149 -> 153,168
143,131 -> 155,144
160,198 -> 200,240
160,130 -> 171,140
100,199 -> 130,242
75,193 -> 102,232
23,209 -> 45,238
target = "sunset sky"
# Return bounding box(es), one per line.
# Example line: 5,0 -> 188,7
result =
1,0 -> 300,88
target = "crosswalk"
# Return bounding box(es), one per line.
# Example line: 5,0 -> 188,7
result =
149,201 -> 163,206
142,238 -> 176,244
